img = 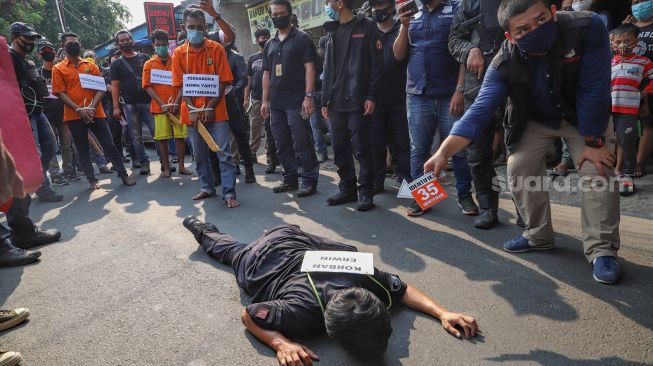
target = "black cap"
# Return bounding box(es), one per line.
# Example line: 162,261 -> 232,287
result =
37,40 -> 55,52
9,22 -> 41,38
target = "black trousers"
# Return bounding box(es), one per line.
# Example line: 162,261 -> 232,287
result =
329,110 -> 375,197
371,104 -> 411,188
211,93 -> 254,176
264,117 -> 278,164
1,196 -> 36,238
466,107 -> 500,211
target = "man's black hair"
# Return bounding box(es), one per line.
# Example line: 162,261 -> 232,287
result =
342,0 -> 355,9
183,4 -> 202,23
151,28 -> 169,43
60,32 -> 79,44
185,8 -> 207,24
497,0 -> 551,32
268,0 -> 292,15
324,288 -> 392,358
612,23 -> 640,39
254,28 -> 271,39
114,29 -> 132,43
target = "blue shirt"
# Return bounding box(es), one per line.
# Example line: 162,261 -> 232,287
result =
450,15 -> 611,142
406,0 -> 460,97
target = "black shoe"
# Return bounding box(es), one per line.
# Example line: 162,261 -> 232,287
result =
357,196 -> 374,211
0,238 -> 41,267
132,161 -> 142,169
38,190 -> 64,202
327,191 -> 357,206
245,165 -> 256,183
273,182 -> 298,193
64,173 -> 81,182
297,184 -> 317,197
457,194 -> 479,216
140,162 -> 151,175
265,164 -> 277,174
182,216 -> 220,242
51,175 -> 69,186
474,208 -> 499,229
12,229 -> 61,249
317,151 -> 328,163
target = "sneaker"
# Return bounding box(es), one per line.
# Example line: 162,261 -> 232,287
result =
12,228 -> 61,249
0,351 -> 22,366
0,238 -> 41,267
171,156 -> 179,164
0,308 -> 30,332
64,173 -> 81,182
273,182 -> 298,193
51,175 -> 69,186
406,200 -> 429,217
182,216 -> 219,242
457,194 -> 479,216
592,256 -> 620,284
326,191 -> 357,206
38,190 -> 63,203
502,235 -> 554,253
297,184 -> 317,197
357,196 -> 375,211
317,151 -> 328,163
140,161 -> 151,175
618,175 -> 635,196
474,209 -> 499,229
245,165 -> 256,184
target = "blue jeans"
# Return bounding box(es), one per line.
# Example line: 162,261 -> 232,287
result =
309,95 -> 328,155
123,103 -> 157,164
30,113 -> 56,195
188,122 -> 237,199
406,94 -> 472,196
270,108 -> 320,186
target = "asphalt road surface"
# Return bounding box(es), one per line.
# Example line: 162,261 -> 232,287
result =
1,158 -> 652,366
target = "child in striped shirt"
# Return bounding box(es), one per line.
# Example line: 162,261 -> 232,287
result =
610,23 -> 653,196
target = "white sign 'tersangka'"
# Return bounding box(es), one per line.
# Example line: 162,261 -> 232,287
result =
151,69 -> 173,86
183,74 -> 220,97
301,251 -> 374,275
79,74 -> 106,91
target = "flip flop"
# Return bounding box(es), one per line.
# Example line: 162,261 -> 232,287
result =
179,169 -> 193,175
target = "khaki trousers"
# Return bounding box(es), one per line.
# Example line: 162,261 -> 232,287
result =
507,120 -> 620,262
249,99 -> 265,157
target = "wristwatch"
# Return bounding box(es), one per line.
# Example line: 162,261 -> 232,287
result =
305,92 -> 315,98
456,84 -> 464,93
585,135 -> 605,148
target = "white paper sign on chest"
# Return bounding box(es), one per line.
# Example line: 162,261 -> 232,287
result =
151,69 -> 173,85
79,74 -> 106,91
301,251 -> 374,275
183,74 -> 220,97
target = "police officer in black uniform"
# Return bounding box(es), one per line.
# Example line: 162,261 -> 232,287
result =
449,0 -> 505,229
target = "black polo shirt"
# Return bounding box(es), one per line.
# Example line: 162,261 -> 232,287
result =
263,27 -> 317,109
247,52 -> 264,101
378,21 -> 407,108
242,225 -> 408,338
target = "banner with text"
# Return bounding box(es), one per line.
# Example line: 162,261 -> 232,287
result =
144,2 -> 177,40
246,0 -> 329,43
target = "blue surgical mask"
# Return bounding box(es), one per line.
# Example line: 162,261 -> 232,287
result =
515,18 -> 558,55
187,29 -> 205,45
325,3 -> 339,21
633,1 -> 653,21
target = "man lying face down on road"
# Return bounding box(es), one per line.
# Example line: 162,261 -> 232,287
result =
183,217 -> 479,365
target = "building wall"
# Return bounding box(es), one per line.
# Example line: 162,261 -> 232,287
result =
221,3 -> 258,58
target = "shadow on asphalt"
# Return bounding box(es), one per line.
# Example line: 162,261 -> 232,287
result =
486,349 -> 652,365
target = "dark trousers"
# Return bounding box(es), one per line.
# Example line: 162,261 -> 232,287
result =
270,107 -> 320,186
614,113 -> 639,175
1,196 -> 35,238
329,110 -> 375,197
467,113 -> 499,210
226,92 -> 253,168
371,104 -> 410,188
198,230 -> 249,286
67,119 -> 128,183
264,117 -> 278,164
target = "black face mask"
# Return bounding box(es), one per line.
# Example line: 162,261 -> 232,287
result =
119,42 -> 133,52
41,52 -> 55,62
258,40 -> 268,48
371,9 -> 393,23
272,14 -> 291,29
18,38 -> 35,53
66,43 -> 81,57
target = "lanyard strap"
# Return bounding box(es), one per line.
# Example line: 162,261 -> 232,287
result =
306,272 -> 392,314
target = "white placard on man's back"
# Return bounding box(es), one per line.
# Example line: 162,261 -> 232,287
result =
151,69 -> 173,85
182,74 -> 220,97
301,251 -> 374,275
79,74 -> 106,91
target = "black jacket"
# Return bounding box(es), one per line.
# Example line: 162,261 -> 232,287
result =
226,47 -> 247,96
321,14 -> 383,108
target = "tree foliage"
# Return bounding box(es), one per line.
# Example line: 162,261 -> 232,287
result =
1,0 -> 131,50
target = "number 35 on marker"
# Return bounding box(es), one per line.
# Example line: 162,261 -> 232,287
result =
411,179 -> 448,210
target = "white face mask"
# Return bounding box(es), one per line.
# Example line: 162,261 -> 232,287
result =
572,0 -> 592,11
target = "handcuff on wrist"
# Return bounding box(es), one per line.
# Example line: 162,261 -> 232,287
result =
75,99 -> 95,113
